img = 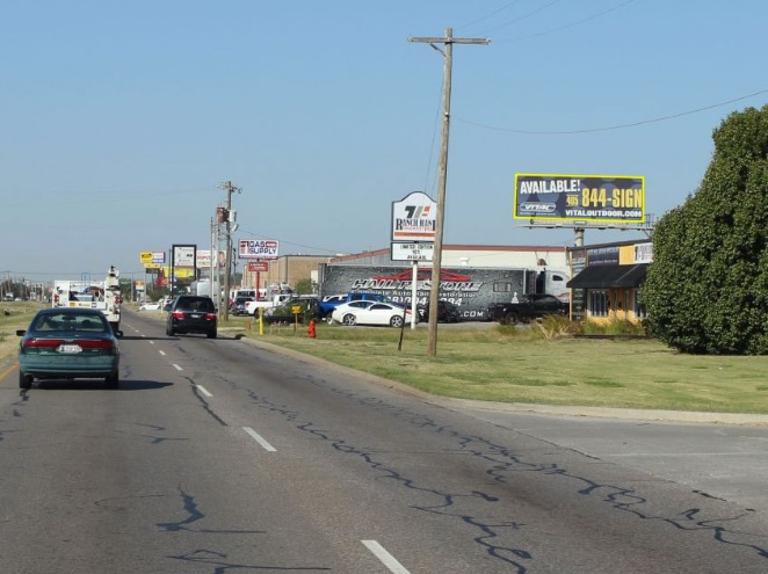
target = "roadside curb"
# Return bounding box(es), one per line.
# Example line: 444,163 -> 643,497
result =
239,335 -> 768,427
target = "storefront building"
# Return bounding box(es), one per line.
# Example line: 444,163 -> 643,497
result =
567,239 -> 652,323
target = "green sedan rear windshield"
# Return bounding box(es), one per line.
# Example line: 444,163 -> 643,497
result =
32,313 -> 109,333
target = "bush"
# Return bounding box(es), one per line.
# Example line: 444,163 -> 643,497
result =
643,105 -> 768,354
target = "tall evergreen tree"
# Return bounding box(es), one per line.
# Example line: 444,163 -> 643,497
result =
644,105 -> 768,354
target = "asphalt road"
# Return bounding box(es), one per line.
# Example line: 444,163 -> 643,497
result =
1,310 -> 768,573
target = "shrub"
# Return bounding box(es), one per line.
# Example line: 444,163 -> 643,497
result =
582,318 -> 646,336
535,315 -> 582,340
643,105 -> 768,354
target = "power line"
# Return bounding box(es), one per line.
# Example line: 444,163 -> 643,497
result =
239,229 -> 342,255
474,0 -> 562,36
456,88 -> 768,135
455,0 -> 525,32
494,0 -> 639,44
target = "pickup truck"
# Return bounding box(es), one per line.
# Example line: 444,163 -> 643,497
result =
244,293 -> 294,316
486,294 -> 568,325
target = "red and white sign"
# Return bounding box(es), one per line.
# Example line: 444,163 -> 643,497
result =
247,261 -> 269,272
239,239 -> 279,260
391,191 -> 437,242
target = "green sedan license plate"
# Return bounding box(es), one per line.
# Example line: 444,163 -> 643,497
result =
57,344 -> 83,354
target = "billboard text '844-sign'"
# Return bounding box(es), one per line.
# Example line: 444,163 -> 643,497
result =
514,173 -> 645,224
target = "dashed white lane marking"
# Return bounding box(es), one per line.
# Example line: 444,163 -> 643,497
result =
158,350 -> 166,356
148,341 -> 155,345
361,540 -> 411,574
172,363 -> 183,371
242,426 -> 277,452
196,384 -> 213,398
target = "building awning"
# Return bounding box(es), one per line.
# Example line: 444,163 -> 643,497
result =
567,264 -> 648,289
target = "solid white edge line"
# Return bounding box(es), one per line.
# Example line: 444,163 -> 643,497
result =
196,384 -> 213,398
172,363 -> 183,371
158,350 -> 166,356
361,540 -> 411,574
242,426 -> 277,452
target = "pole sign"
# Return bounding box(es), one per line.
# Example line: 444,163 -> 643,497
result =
513,173 -> 645,224
196,249 -> 211,268
247,260 -> 269,272
173,245 -> 196,267
391,242 -> 434,262
140,251 -> 166,269
391,191 -> 437,242
239,239 -> 279,260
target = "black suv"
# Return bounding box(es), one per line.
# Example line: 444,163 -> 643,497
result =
166,296 -> 217,338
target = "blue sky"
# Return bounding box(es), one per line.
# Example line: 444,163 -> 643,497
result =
2,0 -> 766,278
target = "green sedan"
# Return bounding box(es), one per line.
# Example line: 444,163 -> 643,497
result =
17,308 -> 120,389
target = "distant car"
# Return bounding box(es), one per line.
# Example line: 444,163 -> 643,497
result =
16,308 -> 120,389
331,300 -> 414,328
318,292 -> 391,318
139,301 -> 162,311
231,296 -> 255,316
318,294 -> 349,317
417,300 -> 461,323
166,296 -> 217,338
264,298 -> 320,324
486,294 -> 569,324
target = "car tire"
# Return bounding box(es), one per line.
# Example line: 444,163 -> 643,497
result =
166,326 -> 174,336
207,330 -> 217,339
342,313 -> 356,326
390,315 -> 404,328
19,371 -> 32,390
105,370 -> 119,388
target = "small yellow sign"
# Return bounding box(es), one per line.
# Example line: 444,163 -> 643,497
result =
291,305 -> 302,315
139,251 -> 153,265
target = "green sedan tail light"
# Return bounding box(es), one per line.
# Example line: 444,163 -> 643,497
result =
78,339 -> 115,351
23,338 -> 65,349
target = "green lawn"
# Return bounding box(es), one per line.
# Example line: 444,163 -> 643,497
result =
246,322 -> 768,414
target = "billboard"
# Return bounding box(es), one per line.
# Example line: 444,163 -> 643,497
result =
173,245 -> 196,267
239,239 -> 279,260
513,173 -> 645,224
139,251 -> 166,269
392,191 -> 437,242
196,249 -> 211,268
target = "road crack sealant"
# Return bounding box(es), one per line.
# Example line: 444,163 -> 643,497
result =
113,422 -> 190,445
167,548 -> 332,573
244,376 -> 768,573
246,389 -> 532,572
183,376 -> 228,426
158,486 -> 333,573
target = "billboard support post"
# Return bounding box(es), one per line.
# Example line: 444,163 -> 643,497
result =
411,261 -> 418,330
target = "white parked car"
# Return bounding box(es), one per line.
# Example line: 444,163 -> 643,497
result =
139,301 -> 162,311
331,301 -> 414,328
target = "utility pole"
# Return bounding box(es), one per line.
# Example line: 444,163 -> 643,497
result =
410,27 -> 489,357
220,180 -> 241,321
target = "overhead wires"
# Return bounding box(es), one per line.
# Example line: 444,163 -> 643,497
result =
493,0 -> 639,44
456,88 -> 768,135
